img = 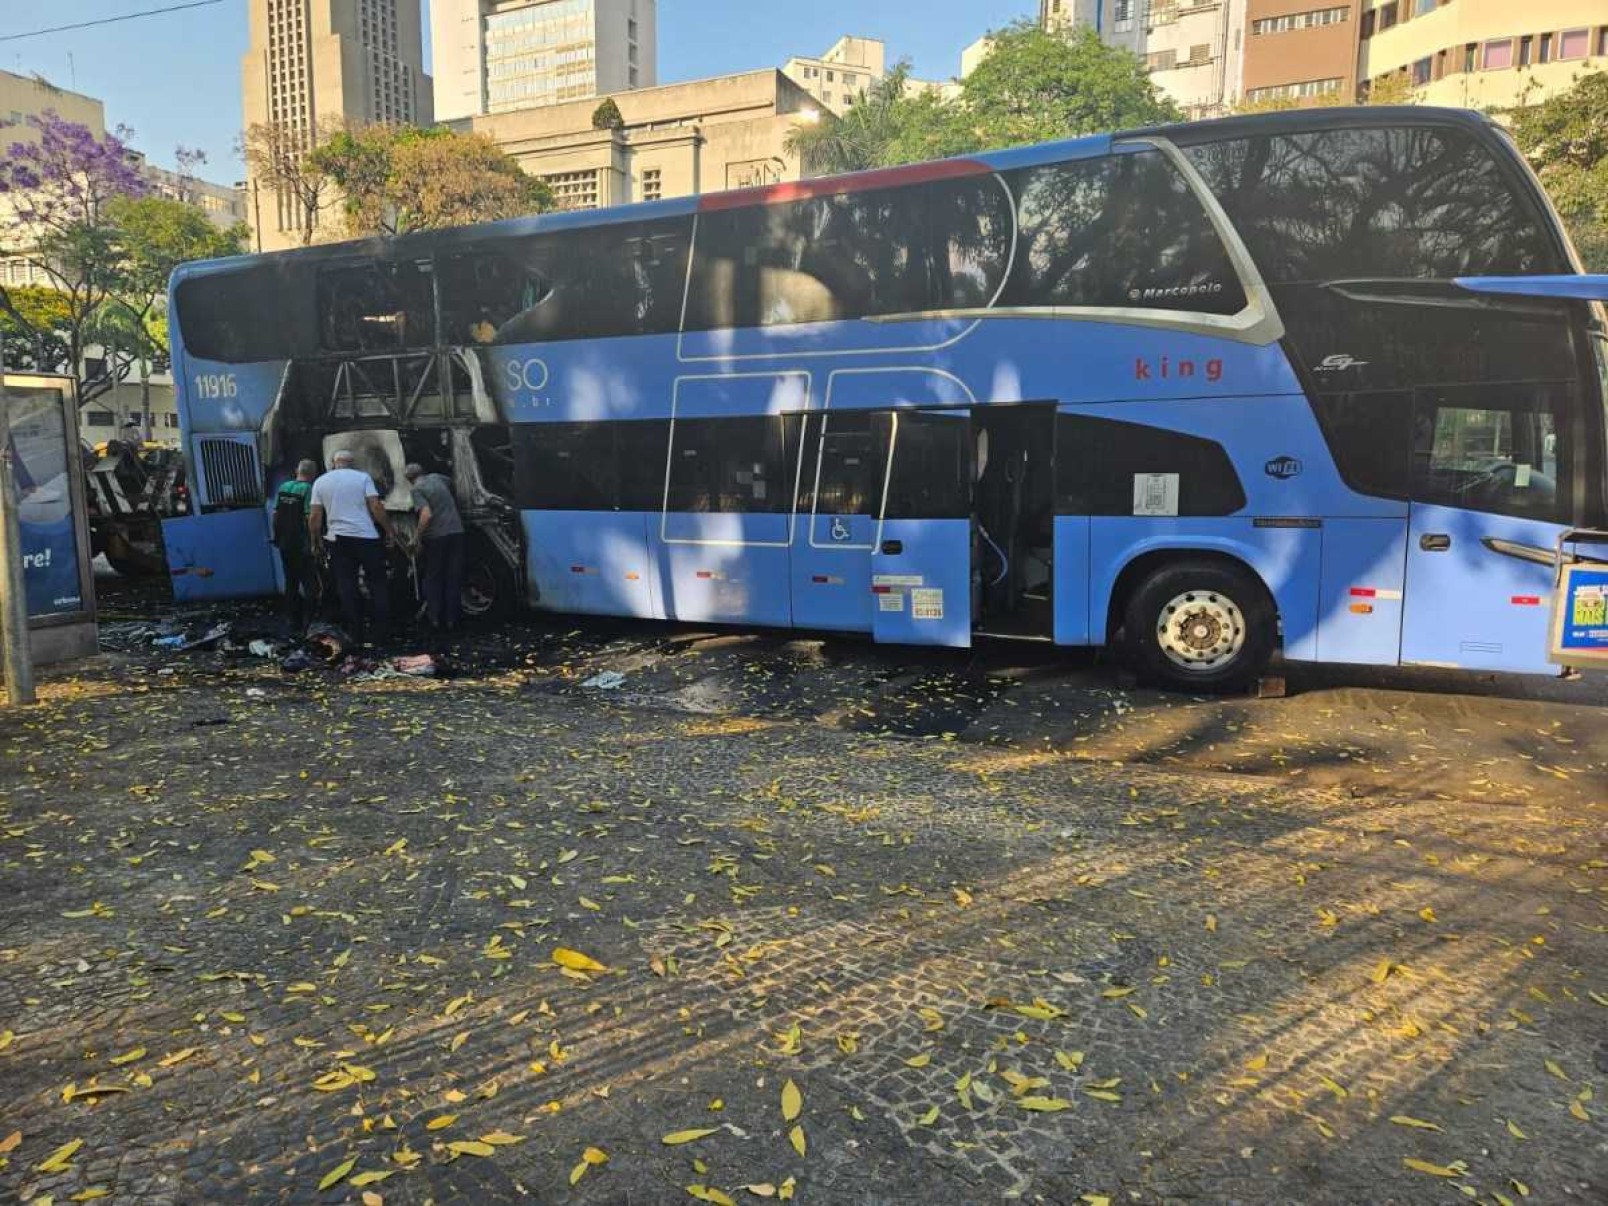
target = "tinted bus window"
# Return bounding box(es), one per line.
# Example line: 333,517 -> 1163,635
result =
174,262 -> 316,363
439,217 -> 691,345
685,175 -> 1011,330
1182,125 -> 1563,284
1310,392 -> 1413,499
884,412 -> 970,519
1057,414 -> 1247,515
1411,382 -> 1571,521
1001,151 -> 1247,315
665,416 -> 792,513
512,422 -> 618,510
797,412 -> 890,515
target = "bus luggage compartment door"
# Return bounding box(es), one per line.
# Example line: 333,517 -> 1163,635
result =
162,434 -> 279,601
871,409 -> 972,648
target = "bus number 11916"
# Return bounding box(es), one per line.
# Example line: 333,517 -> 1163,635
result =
193,373 -> 238,400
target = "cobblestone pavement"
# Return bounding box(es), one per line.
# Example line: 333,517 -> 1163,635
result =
1,660 -> 1606,1204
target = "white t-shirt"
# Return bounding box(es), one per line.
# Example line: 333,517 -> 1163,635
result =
309,467 -> 380,540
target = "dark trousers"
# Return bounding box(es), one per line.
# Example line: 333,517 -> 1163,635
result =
328,536 -> 390,641
278,547 -> 315,632
421,532 -> 466,629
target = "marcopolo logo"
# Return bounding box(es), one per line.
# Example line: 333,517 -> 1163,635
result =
1264,455 -> 1303,480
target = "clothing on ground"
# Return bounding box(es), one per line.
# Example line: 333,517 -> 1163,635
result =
411,473 -> 464,539
310,467 -> 380,540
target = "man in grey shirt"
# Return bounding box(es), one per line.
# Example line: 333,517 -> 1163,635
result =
405,463 -> 466,631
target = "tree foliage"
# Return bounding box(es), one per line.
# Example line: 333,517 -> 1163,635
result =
1509,71 -> 1608,271
306,124 -> 554,239
241,118 -> 342,248
786,22 -> 1179,176
591,98 -> 625,131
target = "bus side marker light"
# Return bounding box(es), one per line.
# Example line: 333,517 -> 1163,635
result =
625,572 -> 640,581
1349,603 -> 1374,615
1511,595 -> 1542,606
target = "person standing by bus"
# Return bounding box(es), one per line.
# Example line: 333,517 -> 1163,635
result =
308,449 -> 395,646
271,459 -> 318,632
404,463 -> 466,632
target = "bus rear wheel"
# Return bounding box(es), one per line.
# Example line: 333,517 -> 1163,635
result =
460,538 -> 516,621
1123,560 -> 1275,693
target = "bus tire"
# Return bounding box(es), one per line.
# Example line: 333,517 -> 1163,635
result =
460,537 -> 517,622
1122,559 -> 1275,693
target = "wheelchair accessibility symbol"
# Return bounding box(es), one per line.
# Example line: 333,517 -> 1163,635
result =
830,517 -> 852,543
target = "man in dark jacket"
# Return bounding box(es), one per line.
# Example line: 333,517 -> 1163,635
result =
405,463 -> 466,631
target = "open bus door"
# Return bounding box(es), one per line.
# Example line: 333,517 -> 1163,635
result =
161,433 -> 279,601
870,408 -> 973,648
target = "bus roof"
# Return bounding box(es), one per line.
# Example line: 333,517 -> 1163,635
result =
170,105 -> 1510,288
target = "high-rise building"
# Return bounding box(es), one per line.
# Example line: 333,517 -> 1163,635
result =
432,0 -> 657,123
1046,1 -> 1249,119
1357,0 -> 1607,109
241,0 -> 432,249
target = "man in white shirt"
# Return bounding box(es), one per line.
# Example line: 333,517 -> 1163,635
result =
308,449 -> 397,644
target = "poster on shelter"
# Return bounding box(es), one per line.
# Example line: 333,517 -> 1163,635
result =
9,386 -> 85,618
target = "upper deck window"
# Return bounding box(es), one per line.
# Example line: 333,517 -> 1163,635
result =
1182,123 -> 1563,284
683,173 -> 1012,331
998,149 -> 1248,316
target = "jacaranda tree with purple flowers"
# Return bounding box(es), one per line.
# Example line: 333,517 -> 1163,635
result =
0,111 -> 148,400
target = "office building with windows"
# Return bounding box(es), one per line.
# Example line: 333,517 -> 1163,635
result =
1241,2 -> 1361,106
1048,1 -> 1250,118
432,0 -> 656,123
1358,0 -> 1608,108
242,0 -> 432,249
781,36 -> 887,115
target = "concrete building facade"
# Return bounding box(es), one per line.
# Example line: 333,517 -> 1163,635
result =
432,0 -> 656,123
781,35 -> 887,115
241,0 -> 433,249
1358,0 -> 1608,108
1047,1 -> 1250,118
1242,2 -> 1360,105
463,69 -> 816,211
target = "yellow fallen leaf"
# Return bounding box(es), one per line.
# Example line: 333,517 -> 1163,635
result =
662,1129 -> 720,1146
1569,1100 -> 1591,1122
953,887 -> 973,907
584,1146 -> 609,1165
553,946 -> 608,974
918,1007 -> 944,1032
1390,1115 -> 1443,1132
742,1185 -> 777,1198
1101,987 -> 1135,999
0,1131 -> 20,1155
1319,1076 -> 1348,1099
1507,1120 -> 1527,1139
1055,1049 -> 1085,1071
1370,960 -> 1394,985
903,1053 -> 931,1068
781,1079 -> 802,1123
109,1048 -> 146,1066
1545,1059 -> 1569,1082
349,1170 -> 394,1186
788,1125 -> 806,1157
158,1048 -> 197,1068
362,1194 -> 383,1206
0,1030 -> 12,1051
687,1187 -> 737,1206
318,1155 -> 356,1191
443,993 -> 472,1018
1402,1157 -> 1459,1178
1245,1053 -> 1268,1072
1419,906 -> 1437,923
71,1189 -> 111,1202
479,1131 -> 524,1146
779,1178 -> 796,1201
37,1138 -> 83,1173
1018,1096 -> 1071,1112
446,1140 -> 496,1157
1083,1089 -> 1122,1103
1205,914 -> 1217,933
449,1032 -> 468,1053
917,1105 -> 940,1125
425,1114 -> 458,1130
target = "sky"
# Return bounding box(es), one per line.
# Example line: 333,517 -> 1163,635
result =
0,1 -> 1031,183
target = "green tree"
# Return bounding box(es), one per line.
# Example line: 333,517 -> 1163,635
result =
307,124 -> 554,238
785,22 -> 1179,177
104,195 -> 249,429
591,98 -> 625,131
949,22 -> 1181,153
0,284 -> 72,375
1509,72 -> 1608,271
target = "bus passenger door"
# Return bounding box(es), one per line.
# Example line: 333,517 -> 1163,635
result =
871,409 -> 973,648
1399,387 -> 1567,674
790,411 -> 890,634
161,433 -> 279,602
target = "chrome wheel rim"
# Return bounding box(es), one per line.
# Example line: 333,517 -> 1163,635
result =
1156,590 -> 1246,672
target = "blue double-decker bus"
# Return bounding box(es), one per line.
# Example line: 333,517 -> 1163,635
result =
160,107 -> 1608,690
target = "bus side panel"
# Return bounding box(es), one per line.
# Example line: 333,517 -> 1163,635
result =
1400,505 -> 1560,674
1053,515 -> 1092,645
1089,520 -> 1323,661
522,511 -> 661,619
790,512 -> 876,634
1314,518 -> 1409,665
657,513 -> 793,627
161,510 -> 279,602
